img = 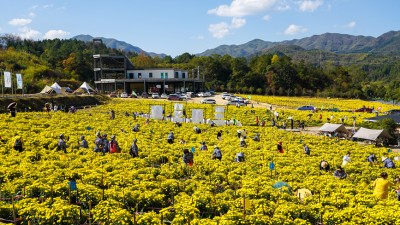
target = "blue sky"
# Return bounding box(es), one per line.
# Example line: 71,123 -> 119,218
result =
1,0 -> 399,57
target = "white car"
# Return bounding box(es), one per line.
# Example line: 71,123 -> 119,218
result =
222,94 -> 231,99
203,92 -> 212,97
120,92 -> 128,98
201,98 -> 216,104
151,93 -> 160,99
160,93 -> 168,99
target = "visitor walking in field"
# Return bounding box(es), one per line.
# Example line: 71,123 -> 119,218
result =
320,160 -> 330,172
277,142 -> 284,153
235,152 -> 245,162
217,130 -> 223,140
367,153 -> 377,164
109,135 -> 120,153
129,138 -> 139,158
200,141 -> 208,151
373,172 -> 393,199
167,132 -> 174,144
13,136 -> 23,152
79,135 -> 88,148
212,146 -> 222,161
342,152 -> 351,166
303,144 -> 310,155
57,134 -> 67,153
102,134 -> 109,154
333,166 -> 347,179
182,149 -> 194,166
382,156 -> 395,168
94,132 -> 103,153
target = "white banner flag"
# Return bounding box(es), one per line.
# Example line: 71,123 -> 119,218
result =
4,71 -> 11,88
16,74 -> 23,89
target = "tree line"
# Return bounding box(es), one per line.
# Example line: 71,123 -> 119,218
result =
1,35 -> 400,101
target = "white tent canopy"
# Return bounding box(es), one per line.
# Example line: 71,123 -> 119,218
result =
40,85 -> 61,94
318,123 -> 348,133
74,82 -> 96,94
51,82 -> 62,89
352,127 -> 392,141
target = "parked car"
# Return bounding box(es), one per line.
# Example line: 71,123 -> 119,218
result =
120,92 -> 128,98
226,100 -> 246,106
203,92 -> 212,97
160,93 -> 168,99
297,105 -> 315,111
109,92 -> 118,98
355,107 -> 374,113
201,99 -> 216,104
142,92 -> 149,98
168,94 -> 182,101
222,93 -> 231,99
197,92 -> 204,97
152,93 -> 160,99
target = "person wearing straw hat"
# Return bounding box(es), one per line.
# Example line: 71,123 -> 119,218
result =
382,156 -> 395,168
319,160 -> 330,172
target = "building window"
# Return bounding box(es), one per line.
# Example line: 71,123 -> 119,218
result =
182,72 -> 185,79
129,73 -> 134,79
161,73 -> 164,79
165,72 -> 168,79
149,72 -> 153,78
138,73 -> 142,79
175,72 -> 179,78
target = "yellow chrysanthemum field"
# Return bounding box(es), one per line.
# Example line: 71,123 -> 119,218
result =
0,96 -> 399,225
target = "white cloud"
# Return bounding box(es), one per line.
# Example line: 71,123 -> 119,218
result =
18,27 -> 42,40
44,30 -> 71,39
28,12 -> 36,18
208,0 -> 278,17
209,22 -> 230,39
345,21 -> 356,28
275,1 -> 291,11
231,17 -> 246,28
30,5 -> 39,10
284,24 -> 307,35
8,18 -> 32,26
263,15 -> 271,21
195,35 -> 204,40
299,0 -> 323,12
43,4 -> 53,9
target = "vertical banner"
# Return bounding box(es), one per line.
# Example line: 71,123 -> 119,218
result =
16,74 -> 23,89
192,109 -> 204,124
4,71 -> 11,88
150,105 -> 163,120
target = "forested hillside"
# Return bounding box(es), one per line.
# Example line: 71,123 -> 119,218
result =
1,35 -> 400,101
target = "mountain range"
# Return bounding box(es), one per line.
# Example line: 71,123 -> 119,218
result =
72,31 -> 400,59
71,35 -> 165,58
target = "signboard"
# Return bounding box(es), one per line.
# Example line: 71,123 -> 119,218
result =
100,79 -> 116,83
4,71 -> 11,88
16,73 -> 23,89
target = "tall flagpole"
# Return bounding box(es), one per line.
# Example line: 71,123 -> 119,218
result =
1,70 -> 3,97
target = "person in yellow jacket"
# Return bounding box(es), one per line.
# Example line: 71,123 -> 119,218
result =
373,172 -> 393,199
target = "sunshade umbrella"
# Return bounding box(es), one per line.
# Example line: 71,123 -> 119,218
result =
295,188 -> 312,200
272,181 -> 292,193
7,102 -> 17,109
